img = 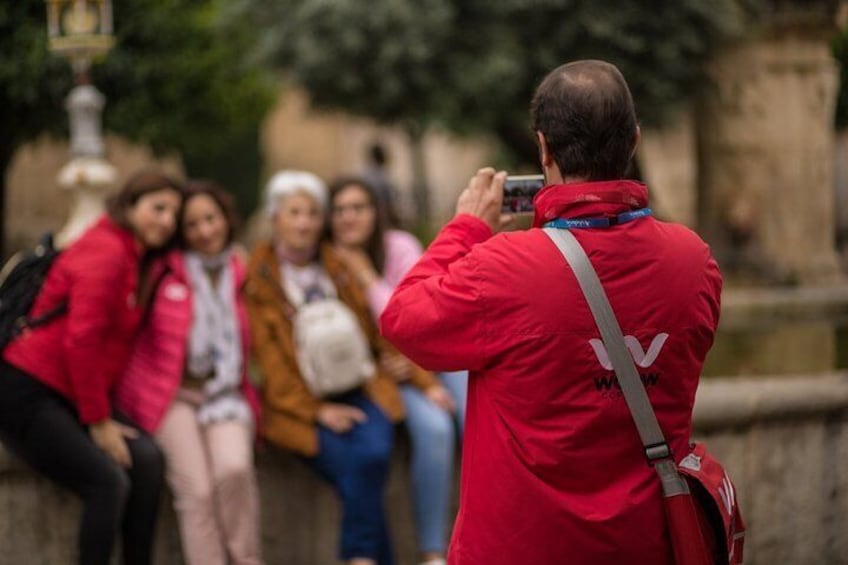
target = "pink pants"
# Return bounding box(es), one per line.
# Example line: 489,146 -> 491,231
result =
156,400 -> 264,565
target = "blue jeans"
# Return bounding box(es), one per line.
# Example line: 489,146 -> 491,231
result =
401,370 -> 468,555
307,393 -> 395,565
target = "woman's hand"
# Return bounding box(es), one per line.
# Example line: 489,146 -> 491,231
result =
89,419 -> 139,468
317,403 -> 368,434
380,352 -> 412,383
334,246 -> 379,287
425,385 -> 456,413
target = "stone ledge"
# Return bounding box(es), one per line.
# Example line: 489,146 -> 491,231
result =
721,284 -> 848,328
0,436 -> 432,564
694,372 -> 848,431
4,373 -> 848,471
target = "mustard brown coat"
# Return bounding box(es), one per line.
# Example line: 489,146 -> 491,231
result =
244,241 -> 437,456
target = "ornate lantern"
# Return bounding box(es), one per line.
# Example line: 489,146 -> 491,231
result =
45,0 -> 114,78
44,0 -> 118,247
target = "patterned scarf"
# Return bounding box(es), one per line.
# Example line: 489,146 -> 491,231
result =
185,250 -> 250,425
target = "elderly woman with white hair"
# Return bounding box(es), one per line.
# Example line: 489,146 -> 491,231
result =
245,171 -> 438,565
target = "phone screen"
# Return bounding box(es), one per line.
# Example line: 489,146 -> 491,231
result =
501,174 -> 545,214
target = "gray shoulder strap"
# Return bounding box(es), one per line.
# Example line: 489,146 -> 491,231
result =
543,227 -> 688,496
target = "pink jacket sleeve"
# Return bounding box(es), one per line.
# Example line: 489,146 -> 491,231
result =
366,230 -> 424,318
380,215 -> 493,372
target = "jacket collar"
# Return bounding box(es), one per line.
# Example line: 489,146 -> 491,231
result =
249,240 -> 346,283
247,240 -> 342,315
247,241 -> 282,291
97,214 -> 143,260
165,247 -> 247,288
531,180 -> 649,228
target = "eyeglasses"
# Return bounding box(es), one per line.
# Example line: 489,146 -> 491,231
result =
332,202 -> 373,216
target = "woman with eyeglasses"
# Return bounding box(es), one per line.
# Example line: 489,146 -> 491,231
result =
327,176 -> 468,565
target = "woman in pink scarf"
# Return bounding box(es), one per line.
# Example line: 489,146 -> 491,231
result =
116,181 -> 263,565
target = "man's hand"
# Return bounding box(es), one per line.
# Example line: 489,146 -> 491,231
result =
317,403 -> 368,434
456,167 -> 513,233
89,419 -> 138,468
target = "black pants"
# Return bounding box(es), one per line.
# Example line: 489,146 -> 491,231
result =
0,361 -> 164,565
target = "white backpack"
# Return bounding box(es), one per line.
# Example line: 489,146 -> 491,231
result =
282,264 -> 375,397
283,265 -> 377,398
294,298 -> 376,397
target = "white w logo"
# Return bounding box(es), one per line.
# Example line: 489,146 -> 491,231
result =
589,333 -> 669,370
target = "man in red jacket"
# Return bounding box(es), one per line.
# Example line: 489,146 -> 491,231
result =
381,60 -> 722,564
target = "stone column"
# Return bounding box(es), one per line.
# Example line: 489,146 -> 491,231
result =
55,83 -> 117,248
697,2 -> 843,285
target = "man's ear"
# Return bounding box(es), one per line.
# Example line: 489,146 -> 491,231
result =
537,131 -> 554,168
630,125 -> 641,159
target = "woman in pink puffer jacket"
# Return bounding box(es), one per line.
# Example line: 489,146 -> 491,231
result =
116,181 -> 263,565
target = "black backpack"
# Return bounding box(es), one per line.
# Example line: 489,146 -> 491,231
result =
0,233 -> 66,350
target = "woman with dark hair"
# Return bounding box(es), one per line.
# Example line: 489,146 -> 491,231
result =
0,169 -> 184,565
327,176 -> 467,565
116,180 -> 263,565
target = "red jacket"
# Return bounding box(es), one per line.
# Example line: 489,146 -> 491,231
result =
4,216 -> 144,424
381,180 -> 722,565
114,250 -> 260,434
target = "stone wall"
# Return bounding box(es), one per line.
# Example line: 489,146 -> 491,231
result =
258,88 -> 495,230
637,107 -> 698,228
697,2 -> 843,284
4,135 -> 184,257
695,373 -> 848,564
0,434 -> 436,565
3,373 -> 848,564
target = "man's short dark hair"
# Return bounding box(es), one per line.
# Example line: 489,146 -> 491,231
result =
530,60 -> 638,181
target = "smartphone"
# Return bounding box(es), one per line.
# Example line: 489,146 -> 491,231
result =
501,174 -> 545,214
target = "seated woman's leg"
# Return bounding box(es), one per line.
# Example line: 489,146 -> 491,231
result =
0,365 -> 129,565
439,371 -> 468,431
206,418 -> 263,565
155,401 -> 225,565
308,394 -> 395,565
400,385 -> 455,557
121,417 -> 165,565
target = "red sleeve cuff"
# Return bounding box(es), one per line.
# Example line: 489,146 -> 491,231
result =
77,396 -> 111,424
447,214 -> 494,243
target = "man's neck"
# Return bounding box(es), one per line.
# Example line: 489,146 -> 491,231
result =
544,169 -> 588,186
561,175 -> 590,184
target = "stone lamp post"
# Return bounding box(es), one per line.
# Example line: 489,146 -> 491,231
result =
45,0 -> 117,248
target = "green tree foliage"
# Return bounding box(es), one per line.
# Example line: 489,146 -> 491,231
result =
233,0 -> 752,167
94,0 -> 273,156
0,0 -> 274,251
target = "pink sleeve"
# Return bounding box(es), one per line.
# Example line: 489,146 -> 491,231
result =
380,215 -> 493,371
366,231 -> 424,318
